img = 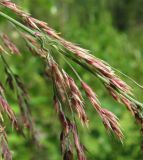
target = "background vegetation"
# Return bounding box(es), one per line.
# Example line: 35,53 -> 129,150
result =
0,0 -> 143,159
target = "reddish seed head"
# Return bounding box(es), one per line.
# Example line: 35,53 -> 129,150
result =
23,16 -> 39,29
50,62 -> 67,102
59,111 -> 69,134
121,96 -> 135,116
1,0 -> 20,15
81,81 -> 100,110
81,81 -> 123,140
62,70 -> 70,89
65,77 -> 89,126
72,125 -> 87,160
0,96 -> 18,129
1,138 -> 12,160
106,86 -> 119,102
81,81 -> 95,97
68,77 -> 82,98
2,34 -> 20,55
35,20 -> 48,28
63,150 -> 73,160
100,108 -> 123,140
110,77 -> 131,93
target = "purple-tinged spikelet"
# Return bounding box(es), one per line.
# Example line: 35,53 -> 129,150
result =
0,96 -> 18,130
81,81 -> 123,140
2,34 -> 20,55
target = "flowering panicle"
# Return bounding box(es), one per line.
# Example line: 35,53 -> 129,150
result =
51,63 -> 88,126
121,96 -> 143,125
1,1 -> 143,159
1,54 -> 37,142
63,149 -> 73,160
106,84 -> 143,122
53,87 -> 86,159
23,34 -> 47,58
106,83 -> 143,135
72,124 -> 87,160
1,34 -> 20,55
1,1 -> 132,96
53,96 -> 72,155
0,96 -> 18,130
50,61 -> 67,102
1,138 -> 12,160
120,96 -> 135,116
0,124 -> 12,160
66,75 -> 88,126
81,81 -> 123,140
14,81 -> 36,139
24,32 -> 89,129
0,1 -> 132,94
100,108 -> 123,140
106,85 -> 120,102
59,110 -> 70,135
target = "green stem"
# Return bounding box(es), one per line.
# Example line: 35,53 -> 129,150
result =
0,11 -> 35,36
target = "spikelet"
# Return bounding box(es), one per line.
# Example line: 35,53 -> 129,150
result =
1,34 -> 20,55
0,96 -> 18,130
81,81 -> 123,140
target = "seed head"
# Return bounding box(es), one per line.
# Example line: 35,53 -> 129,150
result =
2,34 -> 20,55
0,96 -> 18,130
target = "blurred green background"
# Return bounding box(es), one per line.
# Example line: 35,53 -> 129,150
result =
0,0 -> 143,159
